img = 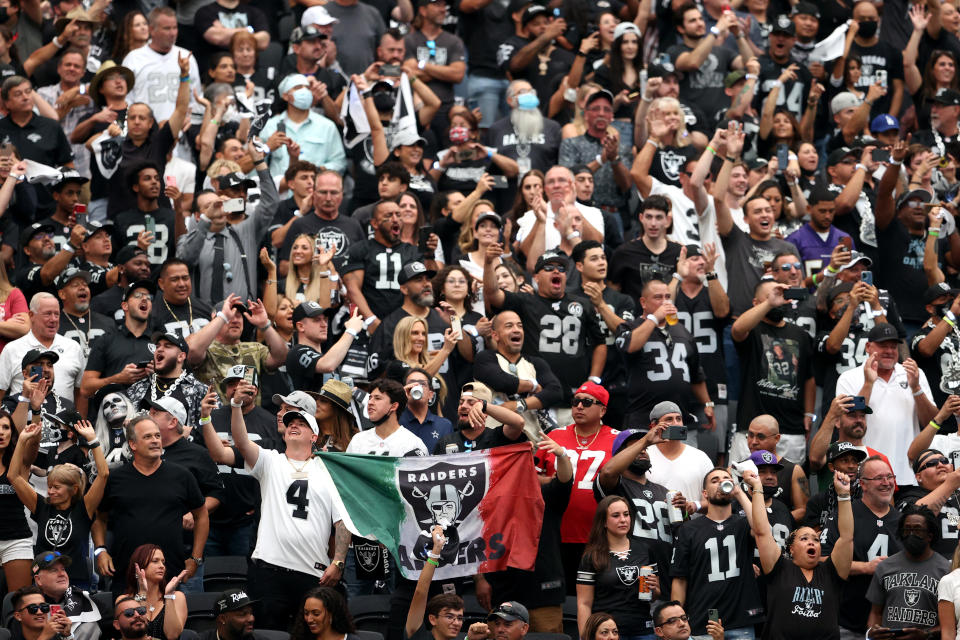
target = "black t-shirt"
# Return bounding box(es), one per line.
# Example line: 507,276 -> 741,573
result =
820,500 -> 902,632
193,1 -> 269,59
782,296 -> 818,340
754,53 -> 813,122
670,514 -> 764,634
876,219 -> 930,324
675,285 -> 727,402
113,207 -> 176,272
342,239 -> 422,320
150,295 -> 213,338
911,321 -> 959,406
162,437 -> 225,503
100,461 -> 205,586
736,322 -> 813,435
897,485 -> 960,559
620,320 -> 704,424
483,116 -> 562,175
665,42 -> 737,113
0,468 -> 31,539
280,212 -> 366,273
108,123 -> 176,218
58,310 -> 114,359
762,554 -> 843,640
576,539 -> 655,635
582,286 -> 635,392
455,0 -> 514,77
847,41 -> 904,118
15,261 -> 54,303
494,290 -> 605,398
609,240 -> 683,301
502,36 -> 573,108
433,425 -> 524,453
286,344 -> 324,392
649,146 -> 699,188
33,500 -> 93,585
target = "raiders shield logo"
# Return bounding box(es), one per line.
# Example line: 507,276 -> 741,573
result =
904,589 -> 920,606
44,513 -> 72,547
355,542 -> 381,572
616,565 -> 639,585
643,490 -> 653,499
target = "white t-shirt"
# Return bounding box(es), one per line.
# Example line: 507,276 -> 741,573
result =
515,201 -> 605,249
836,363 -> 934,485
645,444 -> 715,502
249,448 -> 342,577
938,567 -> 960,637
347,426 -> 428,457
0,331 -> 85,399
122,44 -> 202,123
165,156 -> 196,196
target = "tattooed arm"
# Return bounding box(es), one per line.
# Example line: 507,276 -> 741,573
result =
790,465 -> 810,522
917,469 -> 960,513
319,520 -> 351,586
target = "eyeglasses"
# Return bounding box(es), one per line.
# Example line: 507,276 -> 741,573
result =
661,615 -> 689,625
33,233 -> 53,240
905,200 -> 923,208
746,431 -> 770,440
120,607 -> 148,618
572,397 -> 603,408
919,456 -> 950,471
20,603 -> 51,614
128,291 -> 151,300
861,474 -> 896,483
777,262 -> 802,271
440,614 -> 464,623
541,264 -> 566,273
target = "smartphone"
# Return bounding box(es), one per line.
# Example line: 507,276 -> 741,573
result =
861,270 -> 873,286
491,175 -> 509,189
498,227 -> 505,245
144,214 -> 155,234
784,287 -> 808,300
50,605 -> 62,616
850,395 -> 869,412
664,425 -> 687,440
871,148 -> 890,163
418,224 -> 433,254
776,143 -> 789,174
876,69 -> 888,89
553,7 -> 560,16
233,302 -> 250,315
838,236 -> 852,250
242,366 -> 254,384
224,197 -> 245,213
348,302 -> 358,316
135,360 -> 152,368
450,314 -> 462,340
708,609 -> 720,623
627,90 -> 641,101
73,203 -> 86,227
29,365 -> 42,379
165,175 -> 177,188
315,235 -> 328,254
380,63 -> 402,77
276,121 -> 286,135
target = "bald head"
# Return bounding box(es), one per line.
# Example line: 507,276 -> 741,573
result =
746,415 -> 780,454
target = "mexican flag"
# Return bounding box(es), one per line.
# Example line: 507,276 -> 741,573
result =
317,443 -> 545,579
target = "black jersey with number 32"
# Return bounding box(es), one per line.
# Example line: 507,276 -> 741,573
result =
342,239 -> 421,320
670,514 -> 764,634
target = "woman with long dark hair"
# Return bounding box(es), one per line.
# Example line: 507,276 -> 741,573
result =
119,544 -> 188,640
593,23 -> 643,122
290,587 -> 360,640
111,11 -> 148,62
315,379 -> 359,452
0,409 -> 30,591
577,496 -> 658,640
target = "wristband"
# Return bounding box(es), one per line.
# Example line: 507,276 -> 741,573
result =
164,595 -> 177,601
945,316 -> 956,328
890,159 -> 902,166
646,139 -> 659,149
216,311 -> 229,323
826,264 -> 839,274
645,313 -> 659,324
837,495 -> 851,502
63,243 -> 76,253
330,274 -> 340,282
180,75 -> 190,83
710,25 -> 720,36
94,547 -> 106,557
771,80 -> 782,88
804,412 -> 816,420
595,154 -> 603,165
427,558 -> 440,567
576,50 -> 587,57
426,551 -> 442,559
230,399 -> 243,408
318,270 -> 331,277
855,163 -> 866,172
210,118 -> 220,125
929,229 -> 940,238
745,73 -> 757,80
266,279 -> 279,285
946,310 -> 957,323
588,376 -> 602,384
705,272 -> 719,281
913,388 -> 925,397
930,419 -> 942,431
516,398 -> 527,413
641,95 -> 653,102
363,315 -> 377,328
811,272 -> 820,287
725,155 -> 739,163
704,401 -> 715,407
481,399 -> 488,413
487,147 -> 495,159
259,321 -> 273,331
706,145 -> 717,155
672,272 -> 683,282
85,440 -> 101,449
52,36 -> 63,48
17,395 -> 29,403
345,327 -> 359,338
198,416 -> 211,425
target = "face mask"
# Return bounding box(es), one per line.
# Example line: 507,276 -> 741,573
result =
291,87 -> 313,110
629,458 -> 651,475
766,306 -> 785,323
857,20 -> 878,38
517,93 -> 539,110
762,485 -> 780,499
373,91 -> 396,113
449,126 -> 470,144
902,534 -> 928,556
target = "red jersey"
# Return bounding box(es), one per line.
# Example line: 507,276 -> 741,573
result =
542,424 -> 620,543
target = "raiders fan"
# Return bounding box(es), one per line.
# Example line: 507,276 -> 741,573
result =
285,301 -> 365,392
741,450 -> 794,549
55,268 -> 112,359
125,332 -> 208,429
896,448 -> 960,559
912,282 -> 960,407
483,247 -> 605,413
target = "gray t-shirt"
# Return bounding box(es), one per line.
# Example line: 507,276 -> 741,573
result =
865,550 -> 949,630
325,1 -> 386,76
403,30 -> 466,105
721,226 -> 798,316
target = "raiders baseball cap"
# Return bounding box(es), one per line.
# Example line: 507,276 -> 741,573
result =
215,588 -> 259,615
24,223 -> 55,243
867,323 -> 899,343
398,261 -> 437,284
22,348 -> 59,368
611,428 -> 646,455
534,250 -> 568,273
792,1 -> 819,18
151,331 -> 189,355
748,450 -> 783,469
81,219 -> 114,241
272,390 -> 318,415
896,189 -> 932,210
218,172 -> 256,191
147,396 -> 188,425
124,279 -> 156,301
924,281 -> 960,304
828,441 -> 868,463
475,211 -> 504,230
115,245 -> 148,265
837,250 -> 872,272
282,409 -> 320,435
487,601 -> 529,624
222,364 -> 260,388
770,14 -> 795,35
55,267 -> 91,289
931,87 -> 960,106
293,300 -> 328,323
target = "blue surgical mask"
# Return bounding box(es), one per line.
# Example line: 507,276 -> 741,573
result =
517,93 -> 539,110
292,87 -> 314,110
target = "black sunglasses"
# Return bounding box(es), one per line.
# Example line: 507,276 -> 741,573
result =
120,607 -> 148,618
20,603 -> 51,614
541,264 -> 566,273
919,456 -> 950,471
572,397 -> 603,408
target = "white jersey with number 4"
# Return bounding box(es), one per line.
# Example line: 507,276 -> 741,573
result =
249,448 -> 341,577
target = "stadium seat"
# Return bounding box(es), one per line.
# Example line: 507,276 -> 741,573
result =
184,592 -> 222,632
527,634 -> 572,640
356,631 -> 384,640
460,596 -> 489,626
1,592 -> 13,628
255,630 -> 290,640
0,627 -> 10,640
561,596 -> 578,640
202,556 -> 250,594
348,594 -> 392,637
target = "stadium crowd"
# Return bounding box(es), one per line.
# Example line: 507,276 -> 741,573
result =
4,0 -> 960,638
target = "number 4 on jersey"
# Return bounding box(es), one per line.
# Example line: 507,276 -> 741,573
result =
286,480 -> 309,519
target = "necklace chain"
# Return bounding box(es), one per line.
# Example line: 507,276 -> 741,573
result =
63,311 -> 91,353
150,370 -> 188,403
573,426 -> 602,450
163,297 -> 193,328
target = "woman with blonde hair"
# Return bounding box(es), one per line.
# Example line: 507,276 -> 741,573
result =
457,200 -> 501,282
938,542 -> 960,640
10,419 -> 108,590
386,317 -> 455,413
284,235 -> 335,305
562,83 -> 606,139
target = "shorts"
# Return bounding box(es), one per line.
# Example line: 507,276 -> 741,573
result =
0,536 -> 34,564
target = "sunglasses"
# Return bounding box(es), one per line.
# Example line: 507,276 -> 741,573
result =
571,397 -> 603,408
777,262 -> 802,271
36,551 -> 62,564
661,615 -> 689,625
120,607 -> 148,618
20,603 -> 51,615
918,456 -> 950,471
541,264 -> 566,273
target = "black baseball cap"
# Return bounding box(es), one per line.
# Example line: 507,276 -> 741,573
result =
81,219 -> 114,241
534,250 -> 568,272
33,551 -> 71,574
792,1 -> 820,18
867,323 -> 899,343
828,441 -> 868,463
826,147 -> 858,167
487,601 -> 529,624
124,279 -> 157,301
55,267 -> 91,289
115,245 -> 148,265
22,348 -> 59,368
218,172 -> 256,191
215,588 -> 259,615
770,14 -> 796,35
521,4 -> 547,25
151,331 -> 189,355
24,223 -> 55,243
931,88 -> 960,106
398,261 -> 437,284
584,89 -> 614,109
924,281 -> 960,304
896,189 -> 932,210
292,300 -> 328,323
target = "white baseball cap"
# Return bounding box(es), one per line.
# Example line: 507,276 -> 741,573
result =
301,5 -> 338,27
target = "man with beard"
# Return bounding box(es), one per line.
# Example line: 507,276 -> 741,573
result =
370,261 -> 468,377
809,394 -> 891,484
202,589 -> 259,640
126,332 -> 208,428
911,282 -> 960,408
433,381 -> 526,453
753,16 -> 813,122
732,280 -> 815,463
484,80 -> 561,175
285,301 -> 364,391
16,223 -> 60,301
670,467 -> 764,637
865,505 -> 947,637
837,323 -> 937,485
113,597 -> 150,640
91,246 -> 152,328
471,312 -> 564,441
56,268 -> 112,361
5,349 -> 77,452
484,248 -> 605,419
558,90 -> 632,217
150,259 -> 212,337
595,424 -> 690,597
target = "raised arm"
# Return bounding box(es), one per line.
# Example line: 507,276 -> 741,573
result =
8,421 -> 40,512
904,6 -> 930,95
166,52 -> 194,138
405,525 -> 447,638
186,295 -> 239,366
744,470 -> 780,573
830,471 -> 854,579
75,420 -> 109,518
481,242 -> 507,310
230,380 -> 261,468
